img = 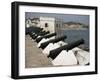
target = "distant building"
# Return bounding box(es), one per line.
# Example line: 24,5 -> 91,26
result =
25,18 -> 32,28
26,18 -> 40,27
31,18 -> 40,27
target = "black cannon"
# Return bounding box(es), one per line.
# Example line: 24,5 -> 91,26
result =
35,33 -> 56,43
39,35 -> 67,49
28,32 -> 35,38
26,27 -> 43,35
31,34 -> 38,39
32,31 -> 50,39
31,31 -> 45,39
37,31 -> 50,36
48,39 -> 84,60
31,31 -> 49,39
34,31 -> 50,39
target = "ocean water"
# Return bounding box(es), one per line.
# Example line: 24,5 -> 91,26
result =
61,29 -> 89,51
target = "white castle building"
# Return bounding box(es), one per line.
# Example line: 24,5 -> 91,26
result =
26,17 -> 63,37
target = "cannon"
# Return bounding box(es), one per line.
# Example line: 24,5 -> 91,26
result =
35,33 -> 57,43
32,31 -> 50,39
31,34 -> 38,39
39,35 -> 67,49
48,39 -> 84,60
37,31 -> 50,36
26,27 -> 43,35
31,31 -> 49,39
28,32 -> 35,37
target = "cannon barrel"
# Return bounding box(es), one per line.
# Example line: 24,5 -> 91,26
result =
31,34 -> 38,39
29,32 -> 35,37
48,39 -> 84,60
30,31 -> 46,39
31,31 -> 49,39
35,31 -> 50,37
39,35 -> 67,49
35,33 -> 56,43
37,31 -> 50,36
36,30 -> 46,34
33,31 -> 50,39
26,27 -> 43,35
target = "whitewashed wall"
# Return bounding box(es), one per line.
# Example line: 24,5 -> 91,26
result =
40,17 -> 55,33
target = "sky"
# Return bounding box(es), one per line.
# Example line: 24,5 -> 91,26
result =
25,12 -> 89,26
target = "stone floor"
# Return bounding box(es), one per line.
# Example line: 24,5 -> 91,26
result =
25,35 -> 52,68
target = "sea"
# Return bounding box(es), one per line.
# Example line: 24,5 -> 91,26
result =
61,29 -> 89,51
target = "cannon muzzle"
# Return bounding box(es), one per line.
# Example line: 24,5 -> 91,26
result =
35,33 -> 56,43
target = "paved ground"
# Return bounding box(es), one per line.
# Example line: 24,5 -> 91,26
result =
25,35 -> 52,68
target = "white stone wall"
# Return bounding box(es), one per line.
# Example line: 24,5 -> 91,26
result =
40,17 -> 55,33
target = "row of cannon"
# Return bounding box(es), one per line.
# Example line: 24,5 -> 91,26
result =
26,27 -> 89,66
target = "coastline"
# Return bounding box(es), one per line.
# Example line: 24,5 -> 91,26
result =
61,28 -> 88,30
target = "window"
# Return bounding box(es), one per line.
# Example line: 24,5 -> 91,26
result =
45,23 -> 48,27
